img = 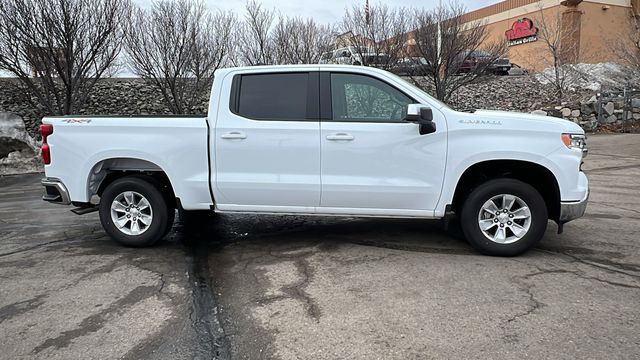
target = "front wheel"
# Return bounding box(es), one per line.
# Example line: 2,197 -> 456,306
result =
460,179 -> 548,256
99,176 -> 171,247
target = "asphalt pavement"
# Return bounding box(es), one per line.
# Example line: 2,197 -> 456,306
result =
1,134 -> 639,359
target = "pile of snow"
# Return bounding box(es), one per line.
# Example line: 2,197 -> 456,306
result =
0,112 -> 41,175
535,63 -> 639,92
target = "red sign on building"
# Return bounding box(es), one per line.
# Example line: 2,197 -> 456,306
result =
505,18 -> 538,46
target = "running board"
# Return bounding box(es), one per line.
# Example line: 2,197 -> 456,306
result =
71,206 -> 98,215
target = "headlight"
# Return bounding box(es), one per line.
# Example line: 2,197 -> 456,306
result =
561,133 -> 588,158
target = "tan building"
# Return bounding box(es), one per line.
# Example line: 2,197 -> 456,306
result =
460,0 -> 640,72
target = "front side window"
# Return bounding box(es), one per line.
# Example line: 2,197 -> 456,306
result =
330,73 -> 414,122
236,73 -> 308,120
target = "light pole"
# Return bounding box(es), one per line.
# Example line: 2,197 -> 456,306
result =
436,0 -> 442,66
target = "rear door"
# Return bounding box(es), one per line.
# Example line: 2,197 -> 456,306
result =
214,71 -> 320,211
319,71 -> 447,214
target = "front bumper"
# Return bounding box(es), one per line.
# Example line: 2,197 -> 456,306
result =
559,187 -> 589,223
41,178 -> 71,205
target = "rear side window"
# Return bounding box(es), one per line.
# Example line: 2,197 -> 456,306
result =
235,73 -> 308,120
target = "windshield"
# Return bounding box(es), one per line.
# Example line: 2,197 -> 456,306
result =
321,52 -> 332,60
385,71 -> 451,110
471,50 -> 491,57
354,46 -> 382,54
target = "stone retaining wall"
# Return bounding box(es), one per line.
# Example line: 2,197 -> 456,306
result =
0,76 -> 638,138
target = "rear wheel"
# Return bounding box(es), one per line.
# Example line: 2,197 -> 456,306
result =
460,178 -> 547,256
99,176 -> 171,247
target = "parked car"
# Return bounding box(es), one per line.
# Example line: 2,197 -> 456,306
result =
390,57 -> 431,76
507,63 -> 529,76
457,51 -> 512,75
333,46 -> 390,67
41,64 -> 588,256
319,51 -> 334,64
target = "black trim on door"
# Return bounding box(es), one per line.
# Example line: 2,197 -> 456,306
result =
307,71 -> 320,120
229,75 -> 241,114
319,72 -> 332,120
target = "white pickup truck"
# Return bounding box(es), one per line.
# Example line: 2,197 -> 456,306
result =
40,65 -> 588,256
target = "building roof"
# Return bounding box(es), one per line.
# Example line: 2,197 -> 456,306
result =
460,0 -> 543,24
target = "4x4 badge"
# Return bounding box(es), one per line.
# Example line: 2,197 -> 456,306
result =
62,119 -> 92,124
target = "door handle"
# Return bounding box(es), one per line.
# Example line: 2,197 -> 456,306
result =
326,133 -> 354,141
221,131 -> 247,140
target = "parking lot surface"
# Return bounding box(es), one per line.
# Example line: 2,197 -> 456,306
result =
1,134 -> 639,359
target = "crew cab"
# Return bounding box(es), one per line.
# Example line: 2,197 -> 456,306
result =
40,65 -> 588,256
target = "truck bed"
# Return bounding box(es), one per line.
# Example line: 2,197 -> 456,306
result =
41,116 -> 213,210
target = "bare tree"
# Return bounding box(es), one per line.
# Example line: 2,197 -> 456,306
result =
235,1 -> 275,66
0,0 -> 131,115
124,0 -> 234,114
340,3 -> 409,69
410,2 -> 507,103
610,11 -> 640,77
531,5 -> 583,103
231,2 -> 335,66
272,17 -> 336,64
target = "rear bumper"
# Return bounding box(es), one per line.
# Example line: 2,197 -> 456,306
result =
559,187 -> 589,223
41,178 -> 71,205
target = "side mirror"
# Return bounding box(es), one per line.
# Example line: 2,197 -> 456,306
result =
404,104 -> 436,135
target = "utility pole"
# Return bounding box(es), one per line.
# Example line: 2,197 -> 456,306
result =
437,0 -> 442,65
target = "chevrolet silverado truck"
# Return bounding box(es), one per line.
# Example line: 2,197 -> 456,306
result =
40,65 -> 588,256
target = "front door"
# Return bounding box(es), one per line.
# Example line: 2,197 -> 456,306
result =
214,71 -> 320,211
319,72 -> 447,214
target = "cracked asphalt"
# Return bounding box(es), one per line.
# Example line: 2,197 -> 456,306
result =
1,134 -> 639,359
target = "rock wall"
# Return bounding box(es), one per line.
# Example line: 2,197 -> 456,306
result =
0,78 -> 208,137
534,95 -> 640,131
410,75 -> 593,112
0,76 -> 637,139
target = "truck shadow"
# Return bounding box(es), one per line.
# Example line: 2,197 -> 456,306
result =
172,211 -> 474,256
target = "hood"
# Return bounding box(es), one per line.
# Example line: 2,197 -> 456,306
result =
457,109 -> 584,134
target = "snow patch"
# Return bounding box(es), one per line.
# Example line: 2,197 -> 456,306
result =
535,63 -> 638,92
0,112 -> 41,175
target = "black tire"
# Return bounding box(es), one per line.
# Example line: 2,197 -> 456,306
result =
128,174 -> 175,238
460,178 -> 547,256
99,176 -> 170,247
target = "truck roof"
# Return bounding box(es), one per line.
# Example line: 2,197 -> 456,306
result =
214,64 -> 391,77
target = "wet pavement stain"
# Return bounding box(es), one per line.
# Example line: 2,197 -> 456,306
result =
0,295 -> 46,324
175,211 -> 231,360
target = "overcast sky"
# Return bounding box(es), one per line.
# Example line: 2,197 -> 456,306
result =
133,0 -> 499,24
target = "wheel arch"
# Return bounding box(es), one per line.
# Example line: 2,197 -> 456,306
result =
86,157 -> 177,209
450,159 -> 561,222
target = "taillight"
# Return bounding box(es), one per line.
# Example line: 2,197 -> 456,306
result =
40,124 -> 53,165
